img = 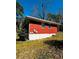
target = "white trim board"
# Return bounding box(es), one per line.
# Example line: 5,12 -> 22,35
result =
29,34 -> 56,40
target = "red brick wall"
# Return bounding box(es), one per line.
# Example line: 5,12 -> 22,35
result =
29,23 -> 57,34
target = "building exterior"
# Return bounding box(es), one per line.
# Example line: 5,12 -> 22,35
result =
25,16 -> 61,40
16,16 -> 61,40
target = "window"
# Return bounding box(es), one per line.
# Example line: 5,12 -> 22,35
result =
49,25 -> 51,28
41,23 -> 45,27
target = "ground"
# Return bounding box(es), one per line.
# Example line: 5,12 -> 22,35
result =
16,32 -> 63,59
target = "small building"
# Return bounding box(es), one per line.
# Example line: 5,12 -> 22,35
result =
17,16 -> 61,40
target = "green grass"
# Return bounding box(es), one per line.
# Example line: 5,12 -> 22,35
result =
16,32 -> 63,59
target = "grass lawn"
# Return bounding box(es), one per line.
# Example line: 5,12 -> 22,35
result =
16,32 -> 63,59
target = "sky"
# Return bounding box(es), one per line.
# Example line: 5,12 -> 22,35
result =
16,0 -> 63,16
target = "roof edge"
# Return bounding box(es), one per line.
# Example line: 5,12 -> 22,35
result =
25,16 -> 61,25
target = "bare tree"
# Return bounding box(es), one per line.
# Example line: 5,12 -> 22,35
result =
31,0 -> 54,19
31,6 -> 39,18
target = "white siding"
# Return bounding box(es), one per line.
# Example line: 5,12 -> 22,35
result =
29,34 -> 56,40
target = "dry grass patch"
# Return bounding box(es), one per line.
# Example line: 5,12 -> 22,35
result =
16,32 -> 63,59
